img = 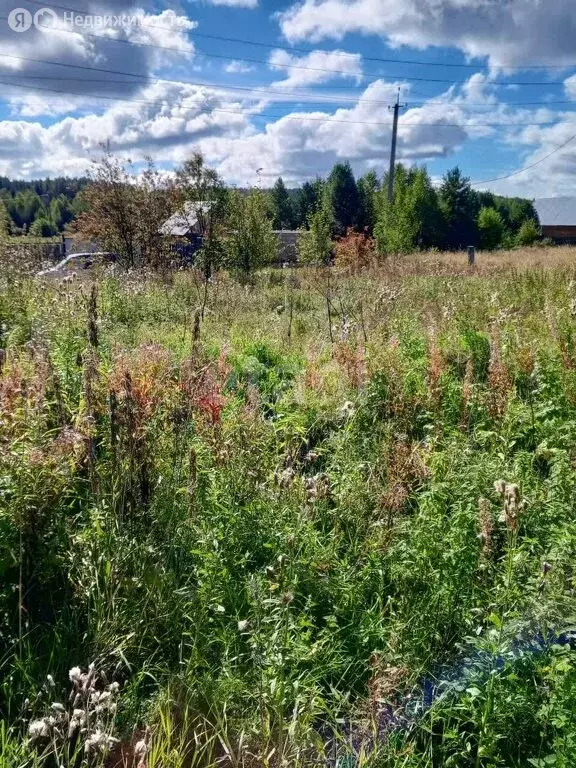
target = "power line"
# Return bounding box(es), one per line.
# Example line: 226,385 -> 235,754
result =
471,133 -> 576,185
21,0 -> 576,73
4,75 -> 576,128
3,14 -> 576,88
6,72 -> 576,114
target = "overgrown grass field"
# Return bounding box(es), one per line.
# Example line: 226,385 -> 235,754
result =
2,250 -> 576,767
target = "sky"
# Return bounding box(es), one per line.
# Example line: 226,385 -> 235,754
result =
1,0 -> 576,197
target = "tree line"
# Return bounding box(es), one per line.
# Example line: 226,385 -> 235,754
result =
267,163 -> 541,252
0,177 -> 88,238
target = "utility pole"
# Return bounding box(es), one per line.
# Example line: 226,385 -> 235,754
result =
387,88 -> 406,203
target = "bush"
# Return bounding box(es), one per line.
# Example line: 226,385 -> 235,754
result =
516,218 -> 541,247
478,206 -> 505,250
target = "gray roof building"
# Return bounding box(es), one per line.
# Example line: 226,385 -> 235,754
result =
160,201 -> 213,237
534,197 -> 576,227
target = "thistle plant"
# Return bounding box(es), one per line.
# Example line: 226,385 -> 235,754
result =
27,664 -> 121,765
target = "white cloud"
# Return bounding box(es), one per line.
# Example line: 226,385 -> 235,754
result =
198,78 -> 491,185
0,4 -> 197,113
202,0 -> 258,6
224,60 -> 256,74
278,0 -> 576,68
565,75 -> 576,101
269,49 -> 362,88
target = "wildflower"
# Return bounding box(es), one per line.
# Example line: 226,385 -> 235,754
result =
493,479 -> 506,496
68,666 -> 82,684
84,729 -> 118,754
265,565 -> 276,578
28,719 -> 50,740
238,619 -> 249,632
477,497 -> 494,557
495,480 -> 524,532
46,674 -> 55,687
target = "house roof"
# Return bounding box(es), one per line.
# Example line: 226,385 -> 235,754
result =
160,201 -> 213,236
534,197 -> 576,227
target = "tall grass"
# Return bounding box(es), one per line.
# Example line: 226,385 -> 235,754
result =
1,254 -> 576,767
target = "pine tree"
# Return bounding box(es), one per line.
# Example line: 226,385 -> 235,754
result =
296,181 -> 320,228
270,177 -> 295,230
439,167 -> 479,250
357,170 -> 380,233
326,162 -> 360,235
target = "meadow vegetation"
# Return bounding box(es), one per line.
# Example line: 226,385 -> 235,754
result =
2,248 -> 576,767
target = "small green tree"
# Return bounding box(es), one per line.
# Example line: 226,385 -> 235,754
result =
29,216 -> 57,237
516,218 -> 540,247
374,165 -> 417,254
478,206 -> 505,250
227,190 -> 277,278
298,201 -> 334,265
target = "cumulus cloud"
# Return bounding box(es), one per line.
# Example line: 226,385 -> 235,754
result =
0,80 -> 253,178
198,78 -> 494,185
269,49 -> 362,88
278,0 -> 576,68
0,1 -> 197,113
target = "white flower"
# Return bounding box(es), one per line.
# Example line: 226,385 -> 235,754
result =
28,719 -> 50,740
46,674 -> 55,687
237,620 -> 249,632
69,666 -> 82,684
108,681 -> 120,694
85,729 -> 107,753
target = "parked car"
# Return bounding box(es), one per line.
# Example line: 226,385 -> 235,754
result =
36,252 -> 118,278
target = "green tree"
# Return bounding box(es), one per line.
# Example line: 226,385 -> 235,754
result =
12,190 -> 42,229
175,152 -> 229,280
0,199 -> 11,238
478,206 -> 505,250
49,195 -> 74,232
357,170 -> 380,233
298,200 -> 334,265
227,190 -> 277,278
374,165 -> 418,254
439,167 -> 479,250
270,177 -> 295,230
326,162 -> 360,235
410,167 -> 445,248
516,218 -> 540,247
296,180 -> 321,228
29,216 -> 57,237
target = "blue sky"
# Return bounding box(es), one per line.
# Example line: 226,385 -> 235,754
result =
1,0 -> 576,197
